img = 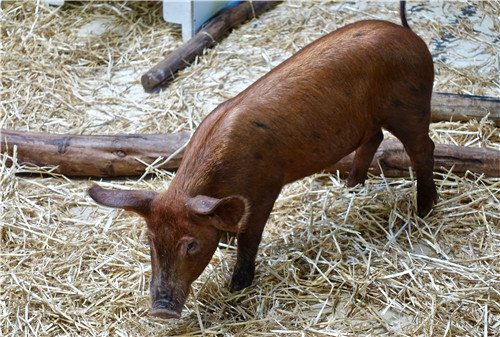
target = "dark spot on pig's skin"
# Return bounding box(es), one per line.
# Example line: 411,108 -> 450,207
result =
312,132 -> 321,140
411,84 -> 429,96
254,152 -> 263,160
354,33 -> 364,38
253,121 -> 268,129
392,99 -> 404,108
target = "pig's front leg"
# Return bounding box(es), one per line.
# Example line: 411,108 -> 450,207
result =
230,192 -> 279,292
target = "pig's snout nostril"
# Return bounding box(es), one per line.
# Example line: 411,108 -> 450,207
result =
150,301 -> 182,319
150,308 -> 182,319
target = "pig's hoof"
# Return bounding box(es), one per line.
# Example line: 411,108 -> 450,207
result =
417,195 -> 437,218
417,204 -> 433,218
346,170 -> 366,188
346,177 -> 359,188
230,280 -> 251,292
230,274 -> 253,292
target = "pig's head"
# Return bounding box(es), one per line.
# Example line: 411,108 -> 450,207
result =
88,185 -> 247,319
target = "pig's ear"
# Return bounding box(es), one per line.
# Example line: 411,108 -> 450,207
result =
88,185 -> 157,217
187,195 -> 247,233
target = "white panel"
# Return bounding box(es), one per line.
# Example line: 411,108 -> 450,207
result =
43,0 -> 65,5
163,1 -> 236,41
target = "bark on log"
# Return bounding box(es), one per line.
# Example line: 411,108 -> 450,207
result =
0,129 -> 189,177
327,139 -> 500,178
141,1 -> 280,92
431,92 -> 500,126
2,129 -> 499,178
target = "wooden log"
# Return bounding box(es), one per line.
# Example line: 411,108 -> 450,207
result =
141,1 -> 281,92
327,139 -> 500,178
2,129 -> 499,178
0,129 -> 190,177
431,92 -> 500,126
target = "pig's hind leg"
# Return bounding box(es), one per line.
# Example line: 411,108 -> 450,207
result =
346,130 -> 384,187
385,118 -> 438,218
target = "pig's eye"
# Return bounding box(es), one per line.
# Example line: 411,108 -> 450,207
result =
186,241 -> 197,255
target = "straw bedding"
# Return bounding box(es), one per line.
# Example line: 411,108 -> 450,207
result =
1,1 -> 499,336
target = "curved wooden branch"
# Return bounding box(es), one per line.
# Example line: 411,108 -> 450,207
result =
141,1 -> 281,92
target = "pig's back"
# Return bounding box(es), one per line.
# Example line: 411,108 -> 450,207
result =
235,19 -> 433,131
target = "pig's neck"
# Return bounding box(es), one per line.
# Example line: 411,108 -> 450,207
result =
169,102 -> 241,199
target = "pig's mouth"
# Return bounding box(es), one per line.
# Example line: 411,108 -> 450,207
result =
150,300 -> 183,319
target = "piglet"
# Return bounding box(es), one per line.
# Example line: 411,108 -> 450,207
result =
89,19 -> 437,319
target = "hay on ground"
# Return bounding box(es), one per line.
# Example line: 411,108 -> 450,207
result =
1,1 -> 499,336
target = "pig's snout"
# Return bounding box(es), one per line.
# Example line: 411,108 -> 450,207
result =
149,279 -> 187,320
150,300 -> 183,319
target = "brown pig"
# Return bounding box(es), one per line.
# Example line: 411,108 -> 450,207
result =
89,19 -> 437,319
